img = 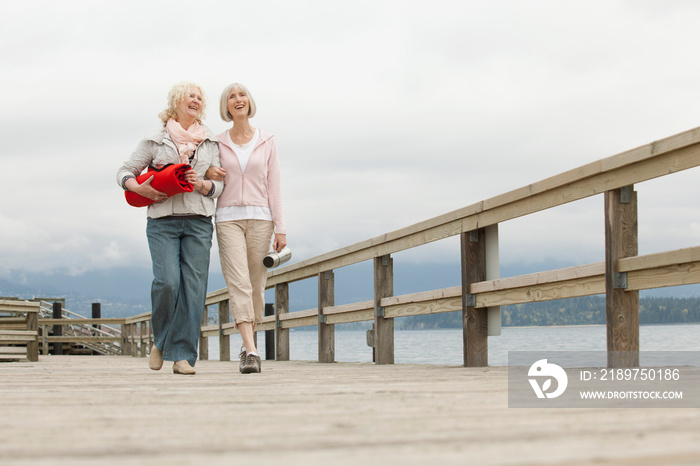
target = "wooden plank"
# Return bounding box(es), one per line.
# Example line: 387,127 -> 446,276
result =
278,308 -> 318,320
476,276 -> 606,307
39,318 -> 126,325
0,335 -> 38,343
374,255 -> 394,365
471,263 -> 605,293
218,300 -> 230,362
256,321 -> 275,332
619,246 -> 700,272
381,287 -> 461,307
384,296 -> 462,319
323,300 -> 374,315
318,271 -> 335,363
626,263 -> 700,291
275,283 -> 290,361
46,336 -> 121,343
0,330 -> 38,337
0,300 -> 40,312
221,321 -> 239,336
462,230 -> 488,367
198,310 -> 208,361
124,313 -> 151,324
0,323 -> 30,330
605,186 -> 639,368
26,311 -> 38,361
325,309 -> 374,325
279,316 -> 318,329
7,357 -> 700,465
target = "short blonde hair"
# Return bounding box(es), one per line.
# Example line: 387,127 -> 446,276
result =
158,81 -> 207,124
219,82 -> 257,122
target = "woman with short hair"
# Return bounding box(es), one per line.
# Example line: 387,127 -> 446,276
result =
207,82 -> 287,374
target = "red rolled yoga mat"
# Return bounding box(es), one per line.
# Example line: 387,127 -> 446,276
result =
125,163 -> 193,207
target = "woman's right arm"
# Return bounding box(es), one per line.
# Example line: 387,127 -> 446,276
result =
116,138 -> 167,201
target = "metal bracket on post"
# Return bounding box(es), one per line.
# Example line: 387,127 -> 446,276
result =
465,294 -> 476,307
613,272 -> 628,289
469,230 -> 479,243
620,185 -> 632,204
276,319 -> 282,329
382,255 -> 389,266
375,307 -> 385,318
318,314 -> 327,324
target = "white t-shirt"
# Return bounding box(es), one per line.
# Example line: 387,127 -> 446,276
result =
215,128 -> 273,224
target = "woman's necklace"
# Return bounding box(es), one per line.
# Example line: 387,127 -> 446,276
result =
230,128 -> 255,149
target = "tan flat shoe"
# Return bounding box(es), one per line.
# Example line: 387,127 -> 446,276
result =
149,346 -> 163,371
173,360 -> 196,375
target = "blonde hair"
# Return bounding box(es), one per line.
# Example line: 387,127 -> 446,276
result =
158,81 -> 207,124
219,82 -> 257,122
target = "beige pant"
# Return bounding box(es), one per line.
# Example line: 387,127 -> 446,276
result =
216,220 -> 274,327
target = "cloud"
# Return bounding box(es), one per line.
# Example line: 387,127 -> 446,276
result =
2,0 -> 700,281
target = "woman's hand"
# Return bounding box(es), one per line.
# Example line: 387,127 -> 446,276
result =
205,166 -> 226,181
125,175 -> 167,202
273,234 -> 287,252
184,169 -> 211,194
183,168 -> 200,187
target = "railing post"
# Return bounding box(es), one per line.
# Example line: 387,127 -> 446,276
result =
275,283 -> 290,361
120,323 -> 127,356
26,309 -> 39,362
92,302 -> 101,331
130,323 -> 138,357
264,303 -> 275,360
199,305 -> 209,361
318,271 -> 335,363
219,300 -> 231,361
41,324 -> 49,355
140,321 -> 147,357
461,229 -> 488,367
605,185 -> 639,368
52,302 -> 63,355
374,254 -> 394,364
485,224 -> 501,336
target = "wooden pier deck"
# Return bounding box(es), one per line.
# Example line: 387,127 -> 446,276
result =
2,357 -> 700,465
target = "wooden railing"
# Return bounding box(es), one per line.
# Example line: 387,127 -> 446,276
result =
0,299 -> 39,361
36,313 -> 152,357
203,125 -> 700,368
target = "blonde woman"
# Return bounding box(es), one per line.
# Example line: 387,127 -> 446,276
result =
207,83 -> 286,374
117,82 -> 223,375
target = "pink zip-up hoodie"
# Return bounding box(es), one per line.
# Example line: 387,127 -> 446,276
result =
216,130 -> 285,234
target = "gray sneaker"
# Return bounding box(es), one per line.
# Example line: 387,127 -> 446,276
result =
240,353 -> 261,374
238,350 -> 246,372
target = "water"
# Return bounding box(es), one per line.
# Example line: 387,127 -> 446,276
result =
206,323 -> 700,366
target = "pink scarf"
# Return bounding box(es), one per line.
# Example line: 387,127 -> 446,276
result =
166,118 -> 207,164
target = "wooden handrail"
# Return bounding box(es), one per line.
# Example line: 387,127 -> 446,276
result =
199,125 -> 700,367
246,126 -> 700,288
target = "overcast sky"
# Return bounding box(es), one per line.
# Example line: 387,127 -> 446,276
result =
2,0 -> 700,284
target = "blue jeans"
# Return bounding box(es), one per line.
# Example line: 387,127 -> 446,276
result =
146,216 -> 213,366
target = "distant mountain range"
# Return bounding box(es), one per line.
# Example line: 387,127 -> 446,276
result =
2,260 -> 699,321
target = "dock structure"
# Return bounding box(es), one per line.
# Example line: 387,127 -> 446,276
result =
2,356 -> 700,465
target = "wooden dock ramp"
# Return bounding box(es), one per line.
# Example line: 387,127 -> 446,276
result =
2,356 -> 700,465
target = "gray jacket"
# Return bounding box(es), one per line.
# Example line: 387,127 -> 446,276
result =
117,125 -> 224,219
